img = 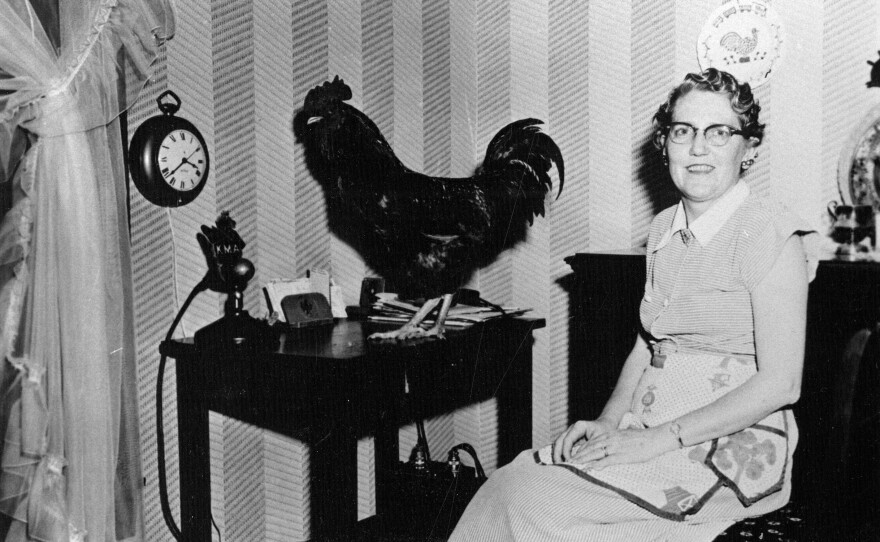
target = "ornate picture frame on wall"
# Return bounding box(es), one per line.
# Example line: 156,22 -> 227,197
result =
837,102 -> 880,211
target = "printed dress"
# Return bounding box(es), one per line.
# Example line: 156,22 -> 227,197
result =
449,183 -> 816,542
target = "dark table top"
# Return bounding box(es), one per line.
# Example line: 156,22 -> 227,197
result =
161,316 -> 546,361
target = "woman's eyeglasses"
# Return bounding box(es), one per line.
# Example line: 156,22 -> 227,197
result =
666,122 -> 745,147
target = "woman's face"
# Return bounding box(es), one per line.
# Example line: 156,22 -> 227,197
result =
665,90 -> 756,218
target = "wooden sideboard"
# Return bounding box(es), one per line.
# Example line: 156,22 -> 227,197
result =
565,251 -> 880,539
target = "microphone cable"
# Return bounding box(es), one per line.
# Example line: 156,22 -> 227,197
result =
156,278 -> 208,541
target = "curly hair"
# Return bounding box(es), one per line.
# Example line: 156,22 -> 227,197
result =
652,68 -> 764,150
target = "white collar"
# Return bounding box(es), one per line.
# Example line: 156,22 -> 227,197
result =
653,181 -> 750,251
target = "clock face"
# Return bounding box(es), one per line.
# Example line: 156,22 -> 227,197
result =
158,128 -> 207,192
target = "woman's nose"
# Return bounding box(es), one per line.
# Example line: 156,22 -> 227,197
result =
689,132 -> 709,155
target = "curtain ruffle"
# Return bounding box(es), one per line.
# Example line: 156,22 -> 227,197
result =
0,0 -> 175,134
0,0 -> 175,540
0,139 -> 34,369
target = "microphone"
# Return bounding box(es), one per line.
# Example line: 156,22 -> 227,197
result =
193,212 -> 277,352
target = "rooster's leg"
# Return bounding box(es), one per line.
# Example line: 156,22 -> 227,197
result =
420,293 -> 454,339
368,296 -> 443,341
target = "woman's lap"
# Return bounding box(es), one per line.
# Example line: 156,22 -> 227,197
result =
449,352 -> 797,541
449,450 -> 736,542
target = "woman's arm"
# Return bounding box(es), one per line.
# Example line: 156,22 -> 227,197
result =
573,235 -> 808,467
553,332 -> 652,462
673,234 -> 806,443
597,333 -> 654,427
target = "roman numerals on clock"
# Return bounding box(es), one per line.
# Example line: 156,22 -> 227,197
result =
156,129 -> 205,193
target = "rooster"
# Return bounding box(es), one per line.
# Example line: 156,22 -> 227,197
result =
293,76 -> 564,340
720,27 -> 758,58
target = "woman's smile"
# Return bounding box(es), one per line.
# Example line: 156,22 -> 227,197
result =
686,164 -> 715,174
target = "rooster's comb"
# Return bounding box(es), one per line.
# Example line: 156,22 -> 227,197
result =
304,75 -> 352,110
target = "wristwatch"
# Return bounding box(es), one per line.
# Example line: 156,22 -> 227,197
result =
669,421 -> 685,448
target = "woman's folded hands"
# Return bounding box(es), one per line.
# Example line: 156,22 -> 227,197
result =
553,419 -> 680,470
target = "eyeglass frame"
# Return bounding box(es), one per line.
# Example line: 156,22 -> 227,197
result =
664,122 -> 748,147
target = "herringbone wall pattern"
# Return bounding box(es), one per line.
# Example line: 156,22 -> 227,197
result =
131,1 -> 880,540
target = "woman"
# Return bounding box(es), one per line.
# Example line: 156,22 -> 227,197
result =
449,68 -> 816,541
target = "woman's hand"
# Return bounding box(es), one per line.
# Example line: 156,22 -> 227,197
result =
569,424 -> 678,470
552,418 -> 616,463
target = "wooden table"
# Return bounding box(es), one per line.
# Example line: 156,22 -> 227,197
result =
160,316 -> 544,541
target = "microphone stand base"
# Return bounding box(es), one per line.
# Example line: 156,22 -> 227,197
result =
194,311 -> 278,353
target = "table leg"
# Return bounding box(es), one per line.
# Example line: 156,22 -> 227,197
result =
373,368 -> 403,518
308,419 -> 359,538
494,326 -> 535,465
176,357 -> 212,541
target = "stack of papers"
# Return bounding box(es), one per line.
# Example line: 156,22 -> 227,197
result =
368,293 -> 529,328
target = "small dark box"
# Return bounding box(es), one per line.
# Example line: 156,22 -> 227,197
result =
280,293 -> 334,328
359,277 -> 385,307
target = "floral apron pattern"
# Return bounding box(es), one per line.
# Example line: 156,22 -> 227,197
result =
534,351 -> 791,521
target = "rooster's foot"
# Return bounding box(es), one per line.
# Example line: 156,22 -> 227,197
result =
368,325 -> 445,342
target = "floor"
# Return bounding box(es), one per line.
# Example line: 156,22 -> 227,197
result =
312,516 -> 447,542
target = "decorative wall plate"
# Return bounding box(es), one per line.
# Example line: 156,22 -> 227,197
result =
697,0 -> 784,88
838,102 -> 880,210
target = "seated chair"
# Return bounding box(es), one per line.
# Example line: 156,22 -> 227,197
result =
716,324 -> 880,542
713,500 -> 809,541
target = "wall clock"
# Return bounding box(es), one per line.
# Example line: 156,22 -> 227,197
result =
128,90 -> 209,207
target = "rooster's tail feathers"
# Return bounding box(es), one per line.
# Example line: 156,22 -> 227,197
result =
483,119 -> 564,200
481,119 -> 565,224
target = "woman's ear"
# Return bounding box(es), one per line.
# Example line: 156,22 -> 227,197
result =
744,141 -> 759,161
740,144 -> 759,171
656,133 -> 668,156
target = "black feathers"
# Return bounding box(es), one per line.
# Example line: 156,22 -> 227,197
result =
293,76 -> 564,300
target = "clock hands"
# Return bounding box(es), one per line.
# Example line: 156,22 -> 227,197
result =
168,159 -> 189,176
168,148 -> 203,176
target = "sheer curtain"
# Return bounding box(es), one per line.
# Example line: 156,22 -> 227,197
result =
0,1 -> 174,540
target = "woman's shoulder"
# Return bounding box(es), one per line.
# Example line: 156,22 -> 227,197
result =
649,204 -> 678,232
732,193 -> 808,238
731,192 -> 819,286
646,204 -> 679,248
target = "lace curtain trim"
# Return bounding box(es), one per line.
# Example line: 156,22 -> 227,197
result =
1,138 -> 36,375
46,2 -> 117,99
0,0 -> 173,129
0,2 -> 107,126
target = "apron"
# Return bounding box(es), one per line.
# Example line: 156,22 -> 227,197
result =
534,349 -> 792,521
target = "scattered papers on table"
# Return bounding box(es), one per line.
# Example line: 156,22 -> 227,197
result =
368,293 -> 529,328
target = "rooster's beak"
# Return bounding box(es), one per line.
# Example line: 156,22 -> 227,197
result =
307,116 -> 323,125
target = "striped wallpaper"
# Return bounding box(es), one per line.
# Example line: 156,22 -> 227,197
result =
129,1 -> 880,540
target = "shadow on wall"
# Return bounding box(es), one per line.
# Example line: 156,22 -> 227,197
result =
558,254 -> 646,425
558,132 -> 677,425
636,133 -> 680,221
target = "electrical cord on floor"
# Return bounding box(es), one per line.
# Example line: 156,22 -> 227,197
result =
157,278 -> 208,541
